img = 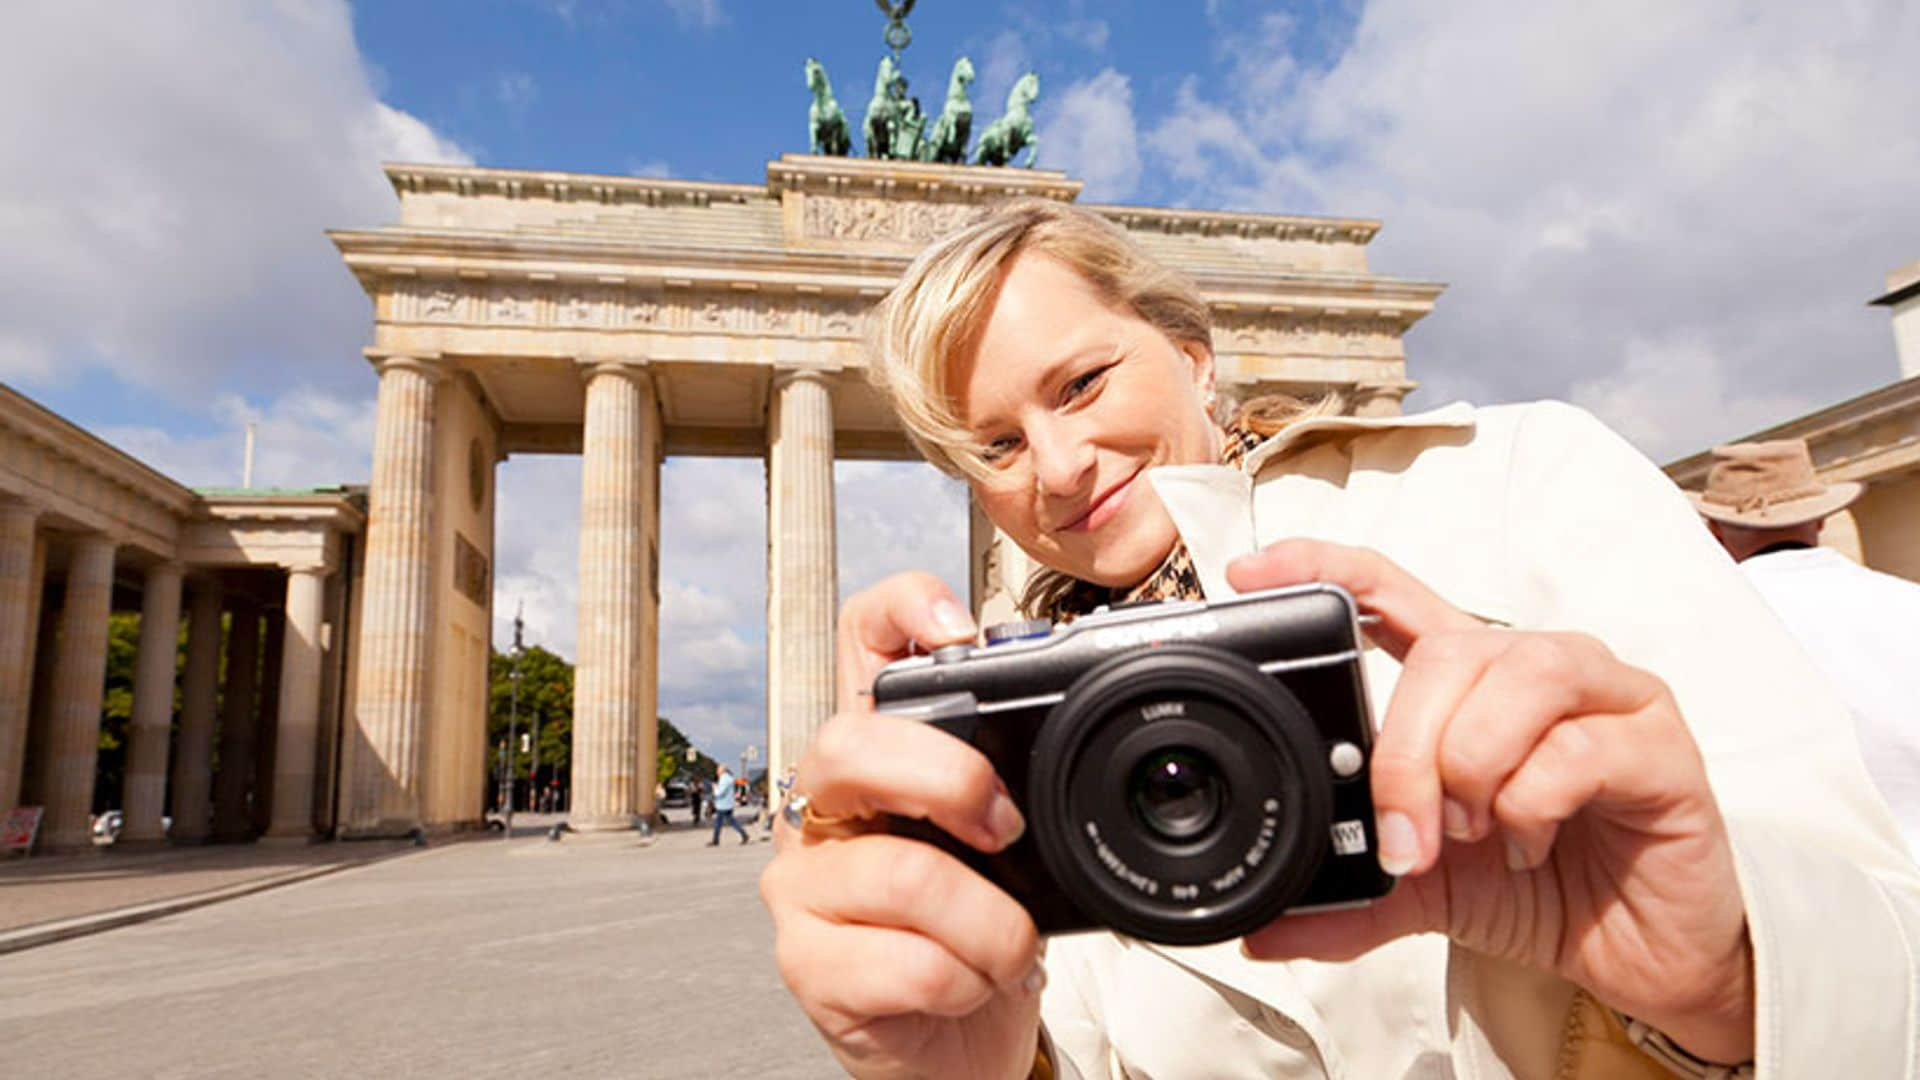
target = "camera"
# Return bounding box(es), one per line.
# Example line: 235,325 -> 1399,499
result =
873,583 -> 1392,946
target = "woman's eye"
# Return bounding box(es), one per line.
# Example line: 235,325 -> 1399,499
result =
1063,363 -> 1114,403
980,435 -> 1021,464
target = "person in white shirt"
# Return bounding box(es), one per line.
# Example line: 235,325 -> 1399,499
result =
1692,438 -> 1920,858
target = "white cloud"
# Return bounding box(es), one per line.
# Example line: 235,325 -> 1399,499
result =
1059,19 -> 1112,53
93,387 -> 376,491
1145,0 -> 1920,458
974,29 -> 1032,125
663,0 -> 726,30
0,0 -> 471,408
627,159 -> 674,179
1042,69 -> 1141,200
835,461 -> 971,604
495,72 -> 538,116
1568,338 -> 1821,461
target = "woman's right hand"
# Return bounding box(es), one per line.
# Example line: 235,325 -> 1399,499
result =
759,572 -> 1047,1080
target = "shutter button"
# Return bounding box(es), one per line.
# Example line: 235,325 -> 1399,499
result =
931,644 -> 972,664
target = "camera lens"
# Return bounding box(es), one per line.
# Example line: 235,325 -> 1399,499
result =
1130,748 -> 1222,842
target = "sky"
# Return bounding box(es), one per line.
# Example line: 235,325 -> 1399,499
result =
4,0 -> 1917,767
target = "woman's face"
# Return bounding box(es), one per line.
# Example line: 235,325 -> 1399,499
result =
953,251 -> 1219,587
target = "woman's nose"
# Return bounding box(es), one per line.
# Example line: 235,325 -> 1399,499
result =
1028,422 -> 1094,497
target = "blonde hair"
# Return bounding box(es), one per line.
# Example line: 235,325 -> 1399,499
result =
868,198 -> 1215,479
867,198 -> 1338,609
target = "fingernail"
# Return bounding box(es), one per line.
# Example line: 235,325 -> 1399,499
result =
986,790 -> 1026,848
1377,811 -> 1418,876
1442,799 -> 1472,840
1021,963 -> 1047,996
931,598 -> 977,640
1505,838 -> 1530,872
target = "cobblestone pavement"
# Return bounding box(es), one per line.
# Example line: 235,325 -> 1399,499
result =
0,837 -> 413,937
0,816 -> 842,1079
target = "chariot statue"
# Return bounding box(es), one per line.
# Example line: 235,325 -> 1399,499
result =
862,55 -> 904,159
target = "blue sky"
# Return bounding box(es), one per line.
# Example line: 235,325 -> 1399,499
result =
349,1 -> 1354,189
5,0 -> 1918,767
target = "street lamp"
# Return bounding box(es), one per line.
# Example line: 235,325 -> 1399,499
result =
504,603 -> 524,838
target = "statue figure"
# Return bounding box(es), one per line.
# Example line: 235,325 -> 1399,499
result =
804,58 -> 850,157
891,92 -> 927,161
919,56 -> 975,164
863,56 -> 901,159
974,72 -> 1040,167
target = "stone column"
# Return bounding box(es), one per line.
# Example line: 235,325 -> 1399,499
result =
765,369 -> 837,794
267,567 -> 328,839
169,579 -> 222,843
41,535 -> 117,852
969,497 -> 1032,630
344,356 -> 442,836
0,501 -> 42,811
120,562 -> 184,845
213,599 -> 262,841
570,362 -> 661,832
251,606 -> 286,837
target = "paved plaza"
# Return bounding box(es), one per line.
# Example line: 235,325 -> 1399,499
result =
0,816 -> 843,1078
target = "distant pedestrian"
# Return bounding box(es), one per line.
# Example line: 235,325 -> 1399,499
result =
767,764 -> 796,835
707,764 -> 749,846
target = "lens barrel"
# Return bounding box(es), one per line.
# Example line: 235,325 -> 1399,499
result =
1027,645 -> 1333,945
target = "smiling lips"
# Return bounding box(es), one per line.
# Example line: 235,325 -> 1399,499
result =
1057,466 -> 1143,534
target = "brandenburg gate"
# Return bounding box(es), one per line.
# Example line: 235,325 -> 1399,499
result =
328,153 -> 1440,838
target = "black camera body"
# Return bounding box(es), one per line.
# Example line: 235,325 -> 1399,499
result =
873,584 -> 1392,946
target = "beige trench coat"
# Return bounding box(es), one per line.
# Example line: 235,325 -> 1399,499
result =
1038,401 -> 1920,1079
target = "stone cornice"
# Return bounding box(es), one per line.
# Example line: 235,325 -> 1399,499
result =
196,494 -> 367,533
384,162 -> 766,208
333,231 -> 1441,331
768,153 -> 1082,202
0,385 -> 198,518
1665,375 -> 1920,486
1085,202 -> 1382,245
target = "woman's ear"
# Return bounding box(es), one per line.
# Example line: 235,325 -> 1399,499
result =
1179,340 -> 1217,407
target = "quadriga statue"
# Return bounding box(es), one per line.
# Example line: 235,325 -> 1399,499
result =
804,58 -> 851,156
919,56 -> 974,164
974,72 -> 1039,167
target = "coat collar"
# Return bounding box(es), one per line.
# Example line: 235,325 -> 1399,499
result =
1239,401 -> 1477,475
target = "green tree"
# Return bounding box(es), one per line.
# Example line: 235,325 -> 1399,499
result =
91,613 -> 140,810
487,644 -> 574,806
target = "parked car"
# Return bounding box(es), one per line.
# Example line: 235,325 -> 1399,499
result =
660,779 -> 691,809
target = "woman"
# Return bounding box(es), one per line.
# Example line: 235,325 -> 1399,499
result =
758,199 -> 1920,1078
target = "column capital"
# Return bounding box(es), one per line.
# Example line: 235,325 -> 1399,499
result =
1350,378 -> 1418,418
363,350 -> 449,380
146,560 -> 186,580
577,358 -> 653,386
0,497 -> 42,525
771,365 -> 841,391
68,531 -> 119,557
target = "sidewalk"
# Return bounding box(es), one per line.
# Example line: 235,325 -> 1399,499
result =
0,835 -> 419,954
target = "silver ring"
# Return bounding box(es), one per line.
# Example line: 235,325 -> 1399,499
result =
781,793 -> 812,831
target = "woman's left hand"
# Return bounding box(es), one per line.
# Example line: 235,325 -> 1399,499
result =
1229,539 -> 1754,1065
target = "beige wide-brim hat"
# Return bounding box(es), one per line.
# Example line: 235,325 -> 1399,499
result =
1687,439 -> 1862,528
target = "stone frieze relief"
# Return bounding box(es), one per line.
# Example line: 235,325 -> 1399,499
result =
801,195 -> 980,243
386,280 -> 867,339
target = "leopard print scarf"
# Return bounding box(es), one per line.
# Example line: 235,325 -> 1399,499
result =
1041,418 -> 1265,623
